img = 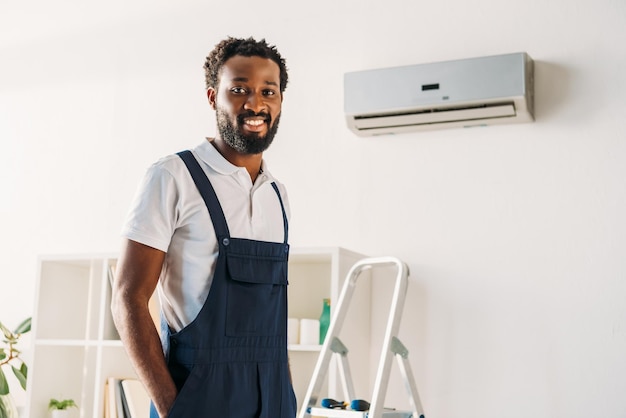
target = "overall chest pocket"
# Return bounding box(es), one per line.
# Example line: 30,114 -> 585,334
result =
225,251 -> 288,337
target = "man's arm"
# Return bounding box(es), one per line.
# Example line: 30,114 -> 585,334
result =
111,239 -> 177,418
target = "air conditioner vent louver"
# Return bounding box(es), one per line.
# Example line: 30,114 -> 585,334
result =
353,102 -> 515,120
354,103 -> 517,131
344,52 -> 534,135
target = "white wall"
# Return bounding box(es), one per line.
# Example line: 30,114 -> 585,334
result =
2,0 -> 625,417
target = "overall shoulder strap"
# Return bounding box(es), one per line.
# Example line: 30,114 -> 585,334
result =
177,150 -> 230,238
270,182 -> 289,244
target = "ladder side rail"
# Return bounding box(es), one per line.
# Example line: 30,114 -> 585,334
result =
395,352 -> 425,418
298,259 -> 371,417
297,343 -> 333,418
391,336 -> 425,418
329,337 -> 356,404
337,350 -> 356,402
368,258 -> 410,418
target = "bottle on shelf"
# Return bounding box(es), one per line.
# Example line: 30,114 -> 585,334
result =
319,298 -> 331,344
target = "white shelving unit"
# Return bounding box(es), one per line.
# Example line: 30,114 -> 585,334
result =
26,247 -> 372,417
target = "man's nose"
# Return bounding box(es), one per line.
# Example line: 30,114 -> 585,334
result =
243,92 -> 266,113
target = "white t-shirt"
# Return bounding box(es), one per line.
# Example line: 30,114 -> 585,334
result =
122,140 -> 290,332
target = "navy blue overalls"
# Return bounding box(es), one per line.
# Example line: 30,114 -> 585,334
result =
151,150 -> 297,418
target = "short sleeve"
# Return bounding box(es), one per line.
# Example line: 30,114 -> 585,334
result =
121,162 -> 180,252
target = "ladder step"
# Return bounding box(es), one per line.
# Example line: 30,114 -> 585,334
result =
309,407 -> 414,418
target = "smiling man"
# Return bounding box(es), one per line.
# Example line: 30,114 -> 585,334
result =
112,37 -> 296,418
212,54 -> 283,159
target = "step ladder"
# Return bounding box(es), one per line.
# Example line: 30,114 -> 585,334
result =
298,257 -> 426,418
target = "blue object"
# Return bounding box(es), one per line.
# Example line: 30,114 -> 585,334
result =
321,398 -> 348,409
350,399 -> 371,411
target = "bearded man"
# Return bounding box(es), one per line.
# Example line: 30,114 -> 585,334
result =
112,36 -> 296,418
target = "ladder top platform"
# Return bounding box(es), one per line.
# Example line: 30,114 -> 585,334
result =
309,407 -> 414,418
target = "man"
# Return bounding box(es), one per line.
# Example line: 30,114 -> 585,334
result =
111,37 -> 296,418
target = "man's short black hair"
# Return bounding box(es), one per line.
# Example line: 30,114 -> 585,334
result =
204,36 -> 288,93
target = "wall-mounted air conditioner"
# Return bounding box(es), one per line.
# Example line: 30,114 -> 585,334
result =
344,52 -> 534,136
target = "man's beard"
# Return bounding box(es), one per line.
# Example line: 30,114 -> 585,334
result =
216,108 -> 281,155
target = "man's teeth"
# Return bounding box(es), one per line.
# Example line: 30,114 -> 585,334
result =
245,119 -> 265,126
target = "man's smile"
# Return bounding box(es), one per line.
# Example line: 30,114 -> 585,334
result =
241,114 -> 270,133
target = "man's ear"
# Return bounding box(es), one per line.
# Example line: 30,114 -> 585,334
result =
207,88 -> 217,110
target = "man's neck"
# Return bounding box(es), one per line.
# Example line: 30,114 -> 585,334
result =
209,137 -> 263,183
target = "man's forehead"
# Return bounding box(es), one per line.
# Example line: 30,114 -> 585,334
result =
220,55 -> 280,82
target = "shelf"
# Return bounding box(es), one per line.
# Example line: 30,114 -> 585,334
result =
289,344 -> 323,352
34,339 -> 101,347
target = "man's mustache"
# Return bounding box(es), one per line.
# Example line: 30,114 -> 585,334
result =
238,110 -> 271,124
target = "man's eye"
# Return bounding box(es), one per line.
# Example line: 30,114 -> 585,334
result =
263,90 -> 277,96
231,87 -> 247,94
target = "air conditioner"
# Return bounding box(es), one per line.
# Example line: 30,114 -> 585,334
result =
344,52 -> 534,136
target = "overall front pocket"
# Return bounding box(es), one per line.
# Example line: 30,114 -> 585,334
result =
225,252 -> 288,337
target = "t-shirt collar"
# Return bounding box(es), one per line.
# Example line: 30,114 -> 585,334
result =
193,139 -> 274,182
